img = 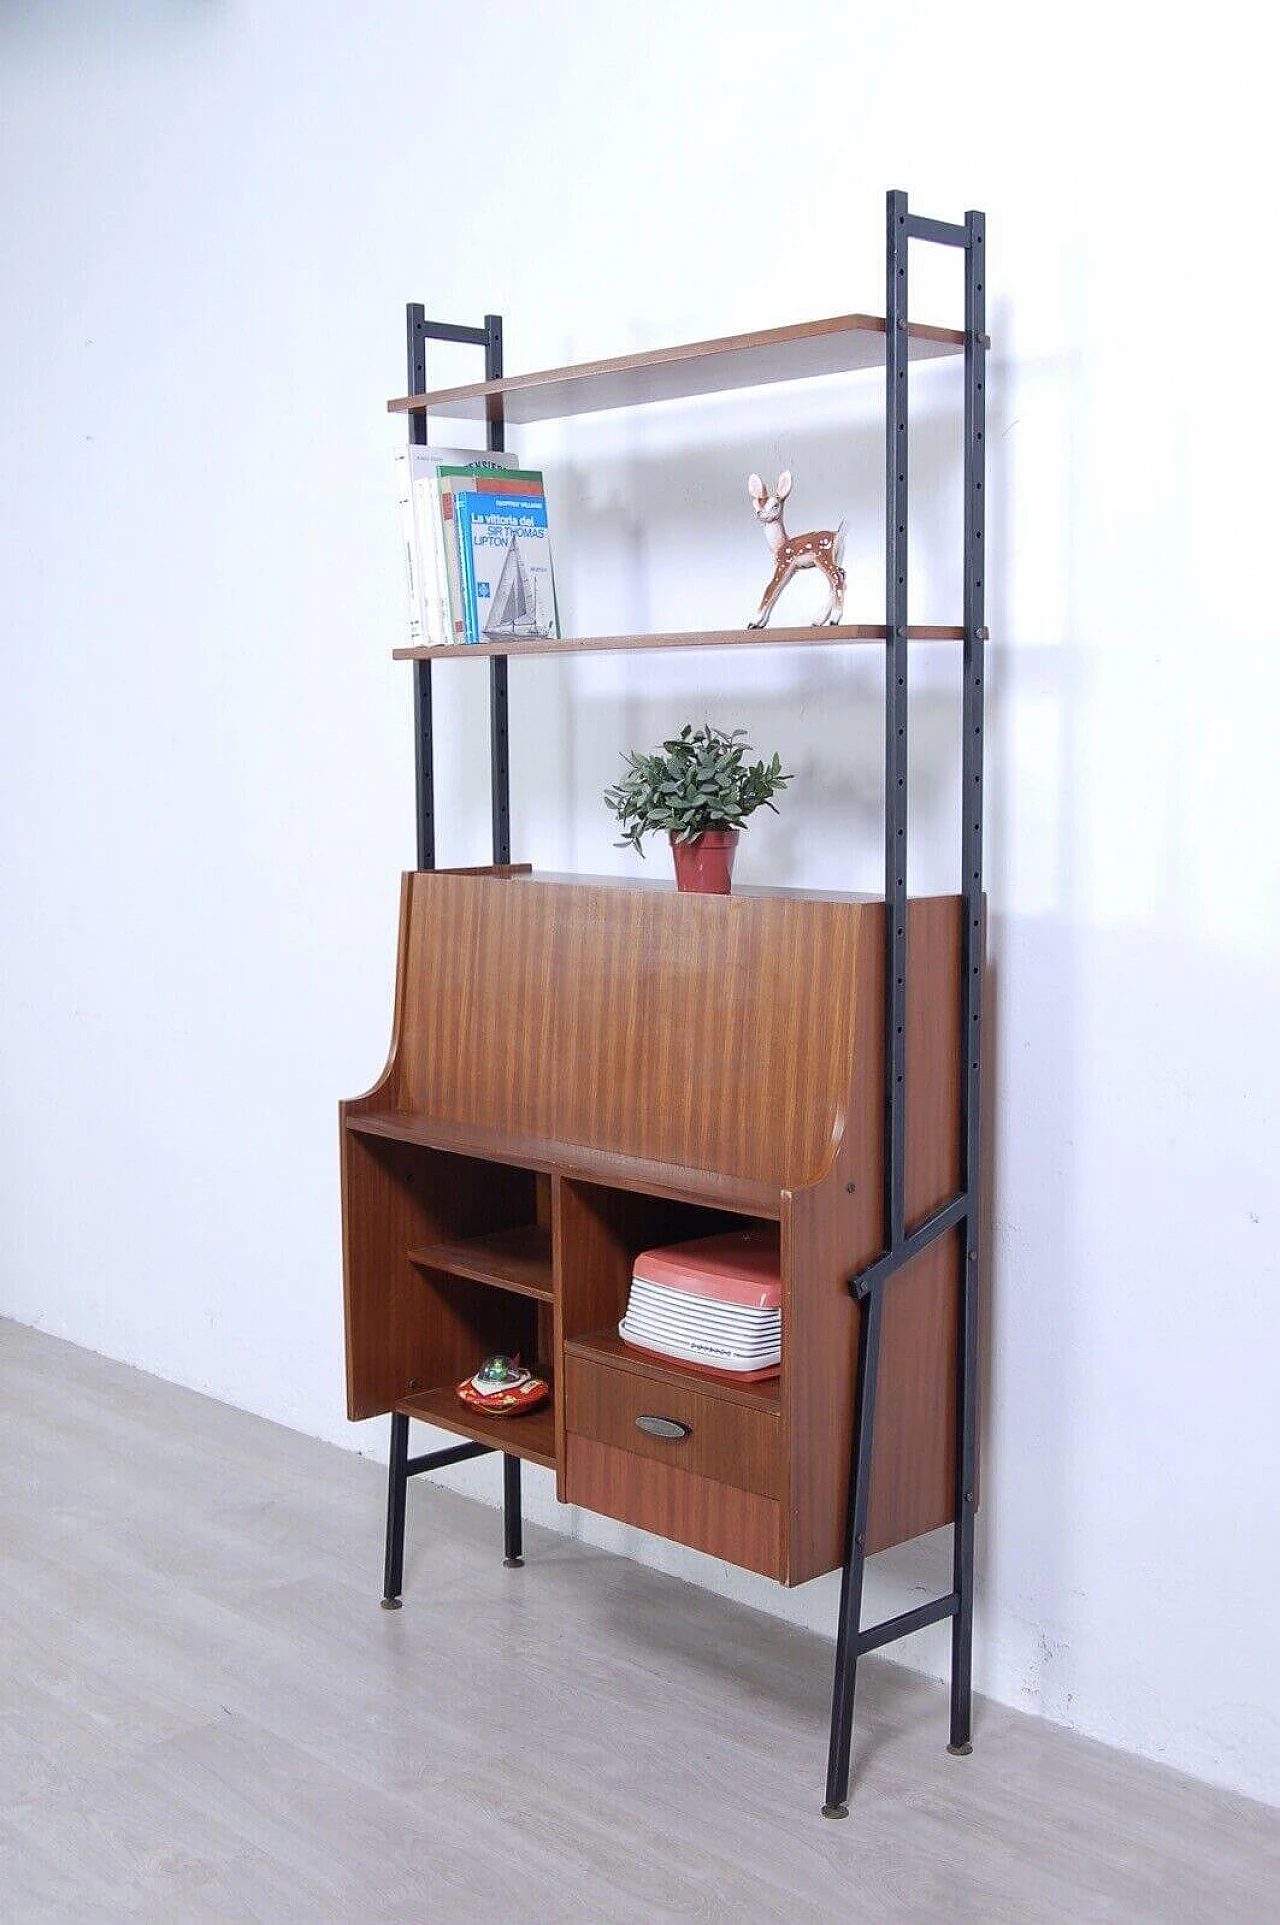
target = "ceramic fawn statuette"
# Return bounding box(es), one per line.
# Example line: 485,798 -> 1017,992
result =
747,471 -> 846,629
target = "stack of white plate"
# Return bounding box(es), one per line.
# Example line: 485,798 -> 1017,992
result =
620,1277 -> 781,1374
618,1228 -> 782,1378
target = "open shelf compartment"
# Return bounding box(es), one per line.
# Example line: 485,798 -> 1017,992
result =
556,1177 -> 783,1415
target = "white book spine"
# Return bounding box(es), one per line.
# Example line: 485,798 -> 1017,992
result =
415,469 -> 454,645
393,445 -> 521,648
392,445 -> 426,648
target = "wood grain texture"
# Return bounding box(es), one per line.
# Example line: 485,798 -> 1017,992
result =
390,872 -> 859,1188
392,623 -> 966,662
566,1434 -> 783,1579
564,1353 -> 781,1499
386,312 -> 968,424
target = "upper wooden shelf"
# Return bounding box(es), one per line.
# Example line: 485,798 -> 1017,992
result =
387,313 -> 972,426
393,622 -> 964,663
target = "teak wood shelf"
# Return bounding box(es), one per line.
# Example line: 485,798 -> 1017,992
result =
386,310 -> 974,426
341,190 -> 989,1816
391,622 -> 966,664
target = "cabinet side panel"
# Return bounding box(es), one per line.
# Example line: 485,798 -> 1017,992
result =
786,897 -> 964,1582
783,909 -> 882,1584
869,893 -> 964,1553
340,1130 -> 434,1420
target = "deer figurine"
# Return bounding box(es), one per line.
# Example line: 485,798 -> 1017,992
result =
747,471 -> 845,629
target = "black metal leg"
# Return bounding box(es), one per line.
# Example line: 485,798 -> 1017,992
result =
823,1282 -> 885,1817
381,1411 -> 409,1608
949,1235 -> 979,1754
948,1541 -> 975,1753
950,202 -> 986,1761
502,1453 -> 523,1567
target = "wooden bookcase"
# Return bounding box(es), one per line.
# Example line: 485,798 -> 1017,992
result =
341,190 -> 988,1812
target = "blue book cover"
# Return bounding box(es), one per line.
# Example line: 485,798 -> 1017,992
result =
453,478 -> 559,643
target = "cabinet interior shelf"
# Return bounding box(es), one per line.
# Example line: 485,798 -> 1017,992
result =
408,1224 -> 553,1302
392,622 -> 966,663
395,1383 -> 556,1469
387,311 -> 975,425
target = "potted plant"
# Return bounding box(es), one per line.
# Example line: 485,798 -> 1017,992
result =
603,722 -> 791,895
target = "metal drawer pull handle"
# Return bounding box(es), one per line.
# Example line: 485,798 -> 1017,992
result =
635,1414 -> 690,1442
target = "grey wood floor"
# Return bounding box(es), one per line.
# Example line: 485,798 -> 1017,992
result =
1,1320 -> 1275,1923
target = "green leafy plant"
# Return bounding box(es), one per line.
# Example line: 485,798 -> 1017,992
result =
604,722 -> 792,856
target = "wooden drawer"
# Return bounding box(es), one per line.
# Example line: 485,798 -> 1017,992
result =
563,1349 -> 782,1498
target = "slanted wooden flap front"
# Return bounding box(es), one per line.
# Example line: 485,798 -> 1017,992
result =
391,874 -> 864,1188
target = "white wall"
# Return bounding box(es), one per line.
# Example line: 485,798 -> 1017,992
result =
2,0 -> 1278,1805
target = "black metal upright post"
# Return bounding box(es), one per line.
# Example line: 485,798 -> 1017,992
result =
823,190 -> 987,1814
949,209 -> 987,1756
385,306 -> 433,1612
823,1279 -> 885,1815
406,305 -> 436,873
383,306 -> 523,1601
821,187 -> 912,1821
884,188 -> 911,1259
482,309 -> 522,1567
485,313 -> 512,868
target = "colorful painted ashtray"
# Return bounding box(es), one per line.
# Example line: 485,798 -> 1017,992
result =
456,1353 -> 549,1419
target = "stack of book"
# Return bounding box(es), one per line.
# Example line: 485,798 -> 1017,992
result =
393,445 -> 560,647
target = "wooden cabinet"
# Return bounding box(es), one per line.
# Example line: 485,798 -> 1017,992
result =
341,867 -> 967,1586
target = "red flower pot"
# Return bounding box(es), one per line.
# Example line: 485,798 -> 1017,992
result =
670,828 -> 740,895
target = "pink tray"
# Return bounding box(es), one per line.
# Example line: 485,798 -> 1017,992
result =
631,1226 -> 781,1311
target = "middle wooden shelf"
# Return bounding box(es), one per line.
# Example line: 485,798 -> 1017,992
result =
408,1224 -> 553,1303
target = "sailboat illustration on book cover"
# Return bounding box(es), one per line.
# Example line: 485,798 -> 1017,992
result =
453,477 -> 559,643
487,534 -> 543,638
